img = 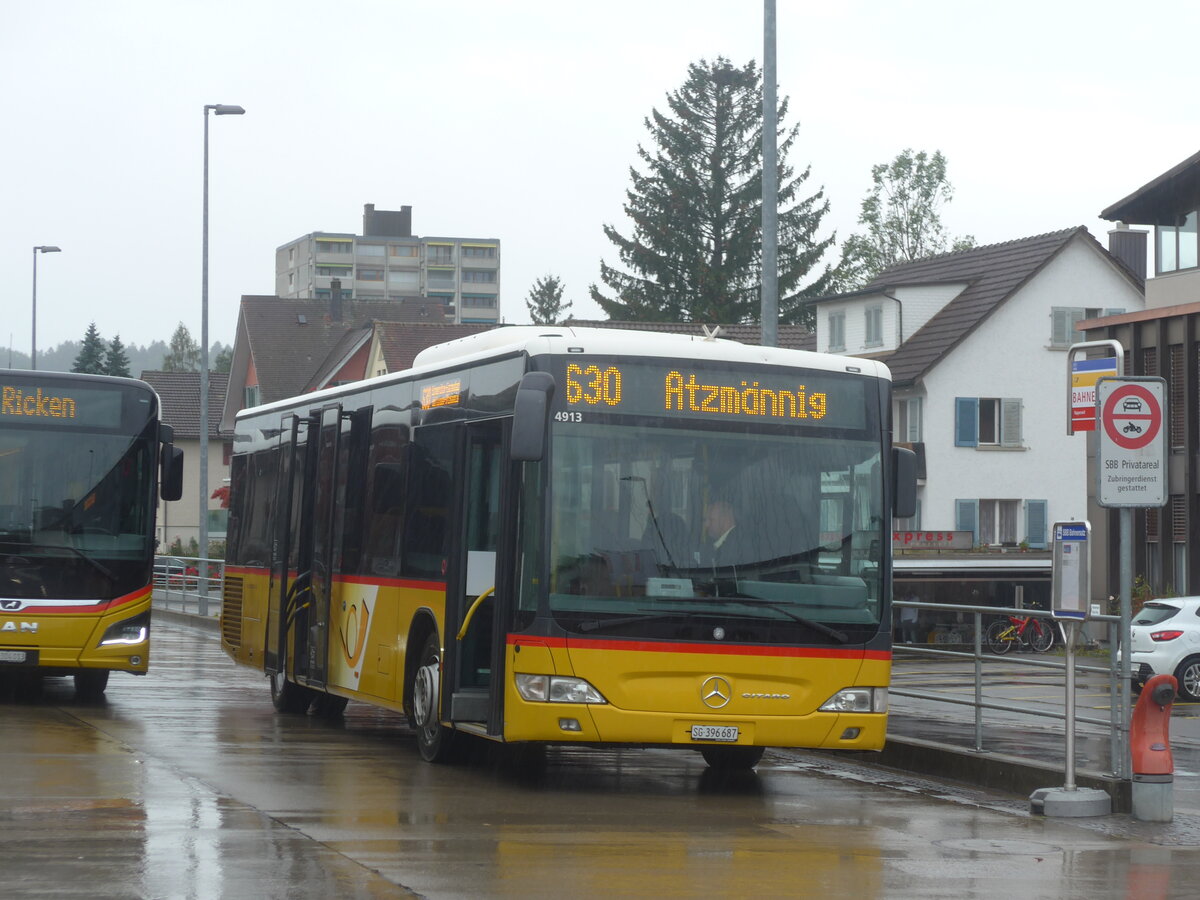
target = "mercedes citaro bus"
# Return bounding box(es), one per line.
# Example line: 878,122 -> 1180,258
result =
220,327 -> 915,768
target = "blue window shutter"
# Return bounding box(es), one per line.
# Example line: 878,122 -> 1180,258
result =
1026,500 -> 1048,549
956,499 -> 978,543
955,397 -> 978,447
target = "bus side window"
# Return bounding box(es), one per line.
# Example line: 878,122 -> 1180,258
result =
403,429 -> 455,579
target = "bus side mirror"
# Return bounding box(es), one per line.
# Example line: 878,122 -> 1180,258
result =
511,372 -> 556,462
892,446 -> 917,520
161,445 -> 184,502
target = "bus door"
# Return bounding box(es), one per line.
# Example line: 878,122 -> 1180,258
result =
266,412 -> 310,677
445,420 -> 514,734
299,404 -> 344,689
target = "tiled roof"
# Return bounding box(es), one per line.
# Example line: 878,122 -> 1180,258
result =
239,296 -> 447,404
858,227 -> 1135,386
139,370 -> 231,440
568,320 -> 814,351
374,321 -> 501,372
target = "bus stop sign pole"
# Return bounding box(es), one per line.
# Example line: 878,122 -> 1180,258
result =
1031,521 -> 1111,817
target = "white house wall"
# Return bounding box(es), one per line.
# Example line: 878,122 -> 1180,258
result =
817,283 -> 966,353
918,238 -> 1145,540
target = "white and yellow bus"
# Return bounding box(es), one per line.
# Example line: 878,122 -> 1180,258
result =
0,369 -> 183,697
220,327 -> 915,768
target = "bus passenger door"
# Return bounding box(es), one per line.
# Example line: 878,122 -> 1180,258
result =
301,405 -> 343,689
266,413 -> 310,677
446,420 -> 513,735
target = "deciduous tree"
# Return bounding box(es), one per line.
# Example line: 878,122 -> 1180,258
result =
837,149 -> 976,288
162,322 -> 201,373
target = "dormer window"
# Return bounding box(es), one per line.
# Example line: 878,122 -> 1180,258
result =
864,305 -> 883,348
828,311 -> 845,351
1158,210 -> 1198,274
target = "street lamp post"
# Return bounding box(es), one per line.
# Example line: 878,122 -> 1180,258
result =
31,245 -> 62,370
200,103 -> 244,612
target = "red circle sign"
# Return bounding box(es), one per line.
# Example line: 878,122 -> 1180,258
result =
1101,384 -> 1161,450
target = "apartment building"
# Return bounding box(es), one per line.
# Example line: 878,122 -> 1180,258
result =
275,204 -> 501,324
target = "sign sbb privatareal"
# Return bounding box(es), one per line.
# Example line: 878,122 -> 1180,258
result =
1096,377 -> 1166,508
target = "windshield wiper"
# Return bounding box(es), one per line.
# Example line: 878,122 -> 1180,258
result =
665,593 -> 850,644
577,610 -> 697,633
37,543 -> 119,584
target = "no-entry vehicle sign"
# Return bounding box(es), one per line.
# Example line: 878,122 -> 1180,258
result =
1096,377 -> 1167,508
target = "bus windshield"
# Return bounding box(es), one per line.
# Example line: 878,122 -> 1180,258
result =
0,424 -> 156,600
546,421 -> 885,644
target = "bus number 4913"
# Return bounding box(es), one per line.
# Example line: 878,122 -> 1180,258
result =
554,411 -> 582,423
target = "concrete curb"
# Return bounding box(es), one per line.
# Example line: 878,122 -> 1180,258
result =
846,734 -> 1131,813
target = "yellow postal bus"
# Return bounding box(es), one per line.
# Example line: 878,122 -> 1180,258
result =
0,369 -> 183,697
220,327 -> 915,768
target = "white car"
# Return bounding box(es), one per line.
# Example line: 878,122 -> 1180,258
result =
1129,597 -> 1200,701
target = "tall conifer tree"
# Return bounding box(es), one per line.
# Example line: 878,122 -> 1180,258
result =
590,58 -> 837,326
104,334 -> 131,378
525,274 -> 572,324
71,323 -> 107,375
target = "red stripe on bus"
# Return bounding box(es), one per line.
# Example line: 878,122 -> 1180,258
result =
15,585 -> 152,616
508,634 -> 889,660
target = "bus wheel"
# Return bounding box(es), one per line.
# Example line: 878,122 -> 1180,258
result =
311,693 -> 349,718
700,746 -> 765,771
74,670 -> 109,701
412,632 -> 456,762
270,670 -> 314,714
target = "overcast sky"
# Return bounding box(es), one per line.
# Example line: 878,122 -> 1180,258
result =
3,0 -> 1198,360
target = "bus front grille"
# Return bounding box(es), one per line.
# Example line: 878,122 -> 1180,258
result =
221,575 -> 244,648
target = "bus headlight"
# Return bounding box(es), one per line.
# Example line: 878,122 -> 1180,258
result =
819,687 -> 887,713
100,613 -> 150,646
515,673 -> 607,704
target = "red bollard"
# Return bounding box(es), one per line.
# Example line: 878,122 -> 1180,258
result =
1130,673 -> 1176,822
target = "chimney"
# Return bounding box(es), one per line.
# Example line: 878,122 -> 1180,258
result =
330,279 -> 344,323
1108,223 -> 1148,281
362,203 -> 412,237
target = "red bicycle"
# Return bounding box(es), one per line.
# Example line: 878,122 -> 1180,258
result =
986,614 -> 1056,654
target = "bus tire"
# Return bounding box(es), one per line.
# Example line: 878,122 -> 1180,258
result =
412,631 -> 457,763
700,745 -> 764,771
74,669 -> 109,701
311,693 -> 349,718
270,670 -> 314,714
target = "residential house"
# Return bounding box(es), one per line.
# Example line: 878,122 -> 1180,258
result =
1082,148 -> 1200,599
140,370 -> 232,554
811,227 -> 1145,613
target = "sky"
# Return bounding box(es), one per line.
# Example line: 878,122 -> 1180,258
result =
3,0 -> 1199,360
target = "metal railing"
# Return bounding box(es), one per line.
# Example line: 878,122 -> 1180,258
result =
152,556 -> 224,618
891,600 -> 1127,779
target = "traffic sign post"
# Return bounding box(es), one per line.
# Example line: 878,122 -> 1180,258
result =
1096,377 -> 1168,509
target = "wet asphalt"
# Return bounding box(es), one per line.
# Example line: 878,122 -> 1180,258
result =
0,615 -> 1198,899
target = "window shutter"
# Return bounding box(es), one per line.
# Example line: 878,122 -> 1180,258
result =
1026,500 -> 1048,549
1051,308 -> 1071,346
955,499 -> 978,542
1001,398 -> 1022,448
955,397 -> 978,447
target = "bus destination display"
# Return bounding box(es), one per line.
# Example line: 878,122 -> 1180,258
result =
556,360 -> 867,429
1,382 -> 127,429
